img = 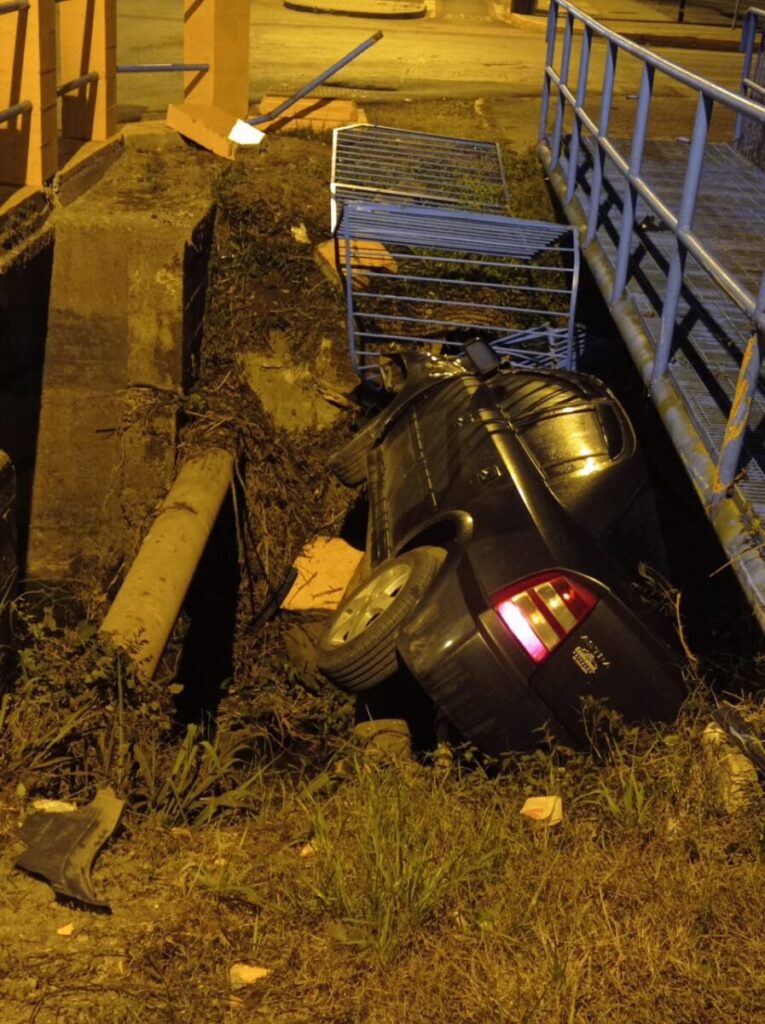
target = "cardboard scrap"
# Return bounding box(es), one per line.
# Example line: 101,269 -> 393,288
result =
166,103 -> 264,160
281,536 -> 363,611
314,238 -> 398,289
520,795 -> 563,827
229,963 -> 271,989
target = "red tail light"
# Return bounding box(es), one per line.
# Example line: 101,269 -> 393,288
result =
495,572 -> 598,663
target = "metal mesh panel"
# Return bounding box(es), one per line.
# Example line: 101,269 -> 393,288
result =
340,202 -> 579,384
331,124 -> 508,231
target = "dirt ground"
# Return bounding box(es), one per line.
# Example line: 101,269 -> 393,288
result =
2,98 -> 765,1023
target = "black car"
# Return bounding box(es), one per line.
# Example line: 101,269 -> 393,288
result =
317,344 -> 684,755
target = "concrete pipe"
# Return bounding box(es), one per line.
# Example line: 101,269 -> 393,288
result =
100,447 -> 234,680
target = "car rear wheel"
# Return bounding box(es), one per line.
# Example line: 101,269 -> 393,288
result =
316,546 -> 446,691
327,429 -> 374,487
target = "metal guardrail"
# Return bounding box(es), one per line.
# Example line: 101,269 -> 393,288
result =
0,1 -> 29,13
735,7 -> 765,165
540,0 -> 765,485
538,0 -> 765,628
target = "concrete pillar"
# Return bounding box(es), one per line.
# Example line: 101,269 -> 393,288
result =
182,0 -> 250,118
58,0 -> 117,143
26,149 -> 218,584
0,0 -> 58,187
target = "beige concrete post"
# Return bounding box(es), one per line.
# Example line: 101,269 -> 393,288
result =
100,448 -> 234,681
58,0 -> 117,143
0,0 -> 57,187
182,0 -> 250,118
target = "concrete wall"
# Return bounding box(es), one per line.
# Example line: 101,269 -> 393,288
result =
26,139 -> 218,585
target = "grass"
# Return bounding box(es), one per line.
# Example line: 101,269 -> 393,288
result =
3,106 -> 765,1022
10,700 -> 757,1023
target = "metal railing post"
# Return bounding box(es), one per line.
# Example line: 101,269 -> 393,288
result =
549,10 -> 574,171
565,24 -> 592,204
539,0 -> 559,143
735,9 -> 758,143
611,62 -> 654,304
57,0 -> 116,143
712,273 -> 765,496
0,0 -> 58,188
585,39 -> 618,245
713,341 -> 763,497
651,92 -> 713,386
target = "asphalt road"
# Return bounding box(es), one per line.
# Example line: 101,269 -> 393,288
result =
115,0 -> 745,118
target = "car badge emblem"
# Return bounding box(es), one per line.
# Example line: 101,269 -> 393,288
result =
572,646 -> 599,675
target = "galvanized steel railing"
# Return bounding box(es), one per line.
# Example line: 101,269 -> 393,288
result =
735,7 -> 765,166
539,0 -> 765,500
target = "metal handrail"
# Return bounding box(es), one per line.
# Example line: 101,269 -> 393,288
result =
116,63 -> 209,74
540,0 -> 765,499
0,99 -> 31,125
0,3 -> 30,130
57,71 -> 98,97
544,1 -> 765,122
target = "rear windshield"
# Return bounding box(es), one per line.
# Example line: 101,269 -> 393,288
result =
492,373 -> 625,477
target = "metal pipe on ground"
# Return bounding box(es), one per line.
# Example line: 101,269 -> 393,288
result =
247,30 -> 383,126
100,448 -> 234,680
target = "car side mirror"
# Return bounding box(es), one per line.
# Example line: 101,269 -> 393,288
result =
463,338 -> 501,377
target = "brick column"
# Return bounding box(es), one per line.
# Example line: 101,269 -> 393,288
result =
182,0 -> 250,118
58,0 -> 117,143
0,0 -> 57,187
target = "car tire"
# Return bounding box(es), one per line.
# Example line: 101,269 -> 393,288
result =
316,546 -> 446,692
327,429 -> 374,487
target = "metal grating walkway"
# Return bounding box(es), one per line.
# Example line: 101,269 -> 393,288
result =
570,139 -> 765,509
340,201 -> 579,385
331,124 -> 509,231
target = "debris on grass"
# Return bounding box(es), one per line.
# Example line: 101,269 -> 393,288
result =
520,794 -> 563,827
353,718 -> 413,763
15,786 -> 124,911
290,222 -> 310,244
282,535 -> 363,611
701,721 -> 760,814
31,799 -> 77,814
229,962 -> 271,989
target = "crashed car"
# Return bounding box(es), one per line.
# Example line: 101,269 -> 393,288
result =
317,343 -> 684,755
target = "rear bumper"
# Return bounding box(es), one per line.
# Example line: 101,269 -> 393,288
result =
397,551 -> 684,754
397,551 -> 574,755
